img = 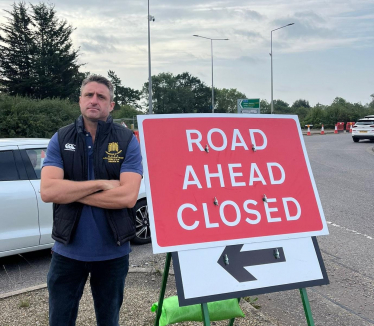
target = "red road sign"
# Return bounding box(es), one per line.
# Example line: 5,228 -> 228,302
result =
138,114 -> 328,253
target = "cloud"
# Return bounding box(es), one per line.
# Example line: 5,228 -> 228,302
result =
273,12 -> 335,39
232,29 -> 263,40
0,0 -> 373,106
294,11 -> 326,23
236,55 -> 264,64
80,42 -> 118,54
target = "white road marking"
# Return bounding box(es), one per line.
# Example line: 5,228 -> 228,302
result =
327,221 -> 373,240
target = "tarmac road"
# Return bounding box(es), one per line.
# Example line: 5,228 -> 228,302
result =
0,244 -> 158,296
256,133 -> 374,326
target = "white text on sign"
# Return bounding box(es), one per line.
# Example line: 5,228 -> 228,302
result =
178,128 -> 301,231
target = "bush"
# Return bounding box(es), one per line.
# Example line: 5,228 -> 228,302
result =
0,94 -> 78,138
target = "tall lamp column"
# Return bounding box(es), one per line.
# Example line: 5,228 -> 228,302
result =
193,35 -> 229,113
270,23 -> 294,114
148,0 -> 155,114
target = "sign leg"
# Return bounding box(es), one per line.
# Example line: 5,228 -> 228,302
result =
154,252 -> 172,326
201,302 -> 211,326
299,288 -> 315,326
227,298 -> 241,326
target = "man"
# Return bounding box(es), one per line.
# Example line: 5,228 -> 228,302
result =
41,74 -> 142,326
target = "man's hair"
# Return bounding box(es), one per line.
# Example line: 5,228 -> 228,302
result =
80,74 -> 114,101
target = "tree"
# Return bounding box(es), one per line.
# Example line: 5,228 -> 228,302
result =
302,104 -> 325,127
175,72 -> 211,113
291,99 -> 311,121
116,86 -> 141,109
273,99 -> 291,114
108,70 -> 141,109
215,88 -> 247,113
30,3 -> 82,99
0,2 -> 34,96
0,2 -> 82,99
142,72 -> 211,114
291,99 -> 310,110
112,105 -> 143,119
68,71 -> 90,102
260,99 -> 270,114
107,70 -> 121,109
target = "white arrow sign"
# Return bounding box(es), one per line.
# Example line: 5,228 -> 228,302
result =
173,237 -> 328,306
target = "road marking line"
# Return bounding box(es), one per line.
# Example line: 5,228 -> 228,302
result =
327,221 -> 373,240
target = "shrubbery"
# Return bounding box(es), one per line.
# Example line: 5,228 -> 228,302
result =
0,93 -> 373,138
300,98 -> 374,128
0,94 -> 78,138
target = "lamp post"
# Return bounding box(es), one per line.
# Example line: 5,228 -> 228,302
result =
147,0 -> 155,114
270,23 -> 294,114
193,35 -> 229,113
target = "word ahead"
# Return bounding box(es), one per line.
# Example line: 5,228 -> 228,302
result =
217,245 -> 286,282
138,114 -> 328,253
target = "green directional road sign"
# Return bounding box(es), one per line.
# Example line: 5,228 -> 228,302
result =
237,98 -> 260,114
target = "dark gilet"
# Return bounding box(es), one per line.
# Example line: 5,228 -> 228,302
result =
52,115 -> 136,246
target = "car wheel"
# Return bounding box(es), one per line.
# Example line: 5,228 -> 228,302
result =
132,198 -> 151,244
352,137 -> 359,142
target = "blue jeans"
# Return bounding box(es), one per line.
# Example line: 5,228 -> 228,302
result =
47,252 -> 129,326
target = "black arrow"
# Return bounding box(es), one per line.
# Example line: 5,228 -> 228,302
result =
217,245 -> 286,282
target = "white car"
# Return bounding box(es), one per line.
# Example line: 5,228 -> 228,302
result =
0,138 -> 149,258
352,117 -> 374,142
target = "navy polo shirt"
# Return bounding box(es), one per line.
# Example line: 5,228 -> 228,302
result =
43,130 -> 143,262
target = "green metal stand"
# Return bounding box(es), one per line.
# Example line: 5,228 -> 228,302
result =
154,252 -> 172,326
227,298 -> 241,326
299,288 -> 315,326
154,256 -> 315,326
201,302 -> 211,325
154,252 -> 239,326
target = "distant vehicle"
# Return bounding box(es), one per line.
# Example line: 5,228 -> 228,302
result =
0,138 -> 149,258
352,117 -> 374,142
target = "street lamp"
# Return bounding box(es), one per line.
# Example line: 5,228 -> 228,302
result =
270,23 -> 294,114
193,35 -> 229,113
148,0 -> 155,114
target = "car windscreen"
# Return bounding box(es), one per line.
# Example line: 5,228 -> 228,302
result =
356,120 -> 374,125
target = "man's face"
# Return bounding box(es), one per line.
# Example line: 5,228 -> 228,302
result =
79,82 -> 115,122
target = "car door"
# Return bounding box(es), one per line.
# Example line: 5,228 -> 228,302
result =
20,145 -> 53,246
0,147 -> 40,253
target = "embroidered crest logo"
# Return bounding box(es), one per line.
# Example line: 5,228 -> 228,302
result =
103,142 -> 124,163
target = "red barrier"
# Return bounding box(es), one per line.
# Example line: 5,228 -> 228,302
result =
336,122 -> 344,133
133,130 -> 140,142
346,122 -> 355,132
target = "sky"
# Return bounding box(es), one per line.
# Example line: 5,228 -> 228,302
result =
0,0 -> 373,107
